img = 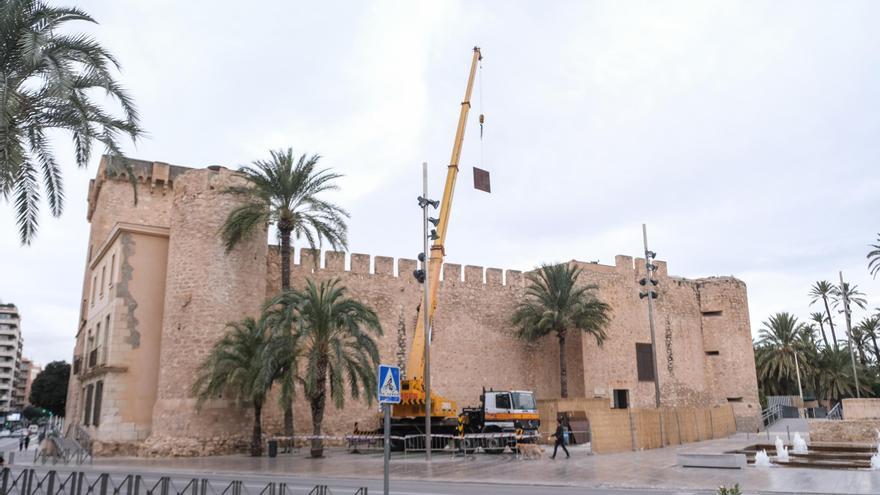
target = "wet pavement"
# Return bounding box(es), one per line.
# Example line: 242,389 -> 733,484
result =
20,433 -> 880,494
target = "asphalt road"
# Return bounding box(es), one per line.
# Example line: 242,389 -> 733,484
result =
6,464 -> 805,495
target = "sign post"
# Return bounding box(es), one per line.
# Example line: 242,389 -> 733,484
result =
378,364 -> 401,495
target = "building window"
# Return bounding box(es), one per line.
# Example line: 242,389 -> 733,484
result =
103,315 -> 111,364
84,384 -> 94,426
100,265 -> 106,296
613,389 -> 629,409
705,350 -> 720,356
636,343 -> 655,382
702,310 -> 723,317
93,381 -> 103,427
91,276 -> 97,306
109,254 -> 116,287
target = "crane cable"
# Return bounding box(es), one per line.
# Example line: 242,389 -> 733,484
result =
478,56 -> 485,168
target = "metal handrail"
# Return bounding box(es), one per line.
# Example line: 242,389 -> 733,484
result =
761,403 -> 783,427
827,402 -> 843,420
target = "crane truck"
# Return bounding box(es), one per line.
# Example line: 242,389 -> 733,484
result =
384,47 -> 540,453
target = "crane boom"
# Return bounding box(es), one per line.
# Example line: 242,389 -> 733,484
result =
396,47 -> 481,419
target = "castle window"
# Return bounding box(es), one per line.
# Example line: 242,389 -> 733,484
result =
636,343 -> 655,382
727,397 -> 743,403
93,381 -> 103,427
612,389 -> 629,409
83,384 -> 93,426
705,350 -> 720,356
702,310 -> 723,317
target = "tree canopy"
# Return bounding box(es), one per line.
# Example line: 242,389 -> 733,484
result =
29,360 -> 70,416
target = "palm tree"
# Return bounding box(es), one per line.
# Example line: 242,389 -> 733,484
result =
868,234 -> 880,278
1,0 -> 142,244
221,148 -> 349,437
192,318 -> 270,457
855,315 -> 880,363
831,282 -> 868,313
850,326 -> 871,365
265,278 -> 381,458
809,312 -> 831,349
755,313 -> 809,398
816,347 -> 868,403
809,281 -> 839,350
512,263 -> 611,398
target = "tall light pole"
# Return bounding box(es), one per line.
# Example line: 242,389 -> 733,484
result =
640,224 -> 661,408
421,162 -> 432,460
839,271 -> 860,398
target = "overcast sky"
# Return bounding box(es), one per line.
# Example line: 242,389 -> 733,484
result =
2,0 -> 879,366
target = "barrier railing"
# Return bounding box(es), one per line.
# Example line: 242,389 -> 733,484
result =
826,402 -> 843,420
761,403 -> 783,427
0,469 -> 369,495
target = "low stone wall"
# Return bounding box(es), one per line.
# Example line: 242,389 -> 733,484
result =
138,435 -> 250,457
808,419 -> 880,443
842,398 -> 880,420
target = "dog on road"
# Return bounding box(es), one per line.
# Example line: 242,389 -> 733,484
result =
516,442 -> 544,460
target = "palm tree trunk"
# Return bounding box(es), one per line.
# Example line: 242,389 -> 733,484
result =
251,400 -> 263,457
818,321 -> 830,349
870,333 -> 880,363
558,329 -> 568,399
310,361 -> 328,458
823,296 -> 838,350
279,226 -> 294,438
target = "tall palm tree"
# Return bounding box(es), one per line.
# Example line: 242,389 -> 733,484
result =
831,282 -> 868,313
221,148 -> 349,437
1,0 -> 142,244
809,281 -> 839,350
192,318 -> 270,457
265,278 -> 381,458
849,326 -> 871,365
868,234 -> 880,279
855,315 -> 880,363
512,263 -> 611,398
755,313 -> 809,398
809,312 -> 831,349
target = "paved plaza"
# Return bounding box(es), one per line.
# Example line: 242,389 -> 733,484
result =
8,432 -> 880,494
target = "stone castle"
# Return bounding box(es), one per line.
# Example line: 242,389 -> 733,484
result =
65,156 -> 760,456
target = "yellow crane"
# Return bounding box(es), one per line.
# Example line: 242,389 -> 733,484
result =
393,47 -> 482,422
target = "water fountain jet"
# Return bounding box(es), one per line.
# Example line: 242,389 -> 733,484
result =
754,449 -> 771,467
774,436 -> 789,462
792,432 -> 808,454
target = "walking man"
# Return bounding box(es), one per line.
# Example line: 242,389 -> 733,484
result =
24,434 -> 30,450
550,417 -> 570,459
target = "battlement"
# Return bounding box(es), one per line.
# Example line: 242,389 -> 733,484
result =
276,248 -> 704,289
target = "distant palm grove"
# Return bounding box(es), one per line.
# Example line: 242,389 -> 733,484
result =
754,236 -> 880,407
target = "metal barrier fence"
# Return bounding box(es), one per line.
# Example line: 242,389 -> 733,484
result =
0,468 -> 368,495
401,432 -> 542,458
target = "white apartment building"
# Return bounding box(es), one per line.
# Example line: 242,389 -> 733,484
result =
0,303 -> 23,414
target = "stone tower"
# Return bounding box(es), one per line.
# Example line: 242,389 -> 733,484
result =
147,167 -> 268,453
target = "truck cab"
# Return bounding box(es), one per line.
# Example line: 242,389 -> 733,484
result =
483,390 -> 540,433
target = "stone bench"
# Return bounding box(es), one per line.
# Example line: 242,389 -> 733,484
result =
677,452 -> 747,469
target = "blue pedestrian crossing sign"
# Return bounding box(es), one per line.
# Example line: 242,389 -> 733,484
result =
378,365 -> 401,404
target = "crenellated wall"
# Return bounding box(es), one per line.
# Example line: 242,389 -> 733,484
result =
66,159 -> 761,456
